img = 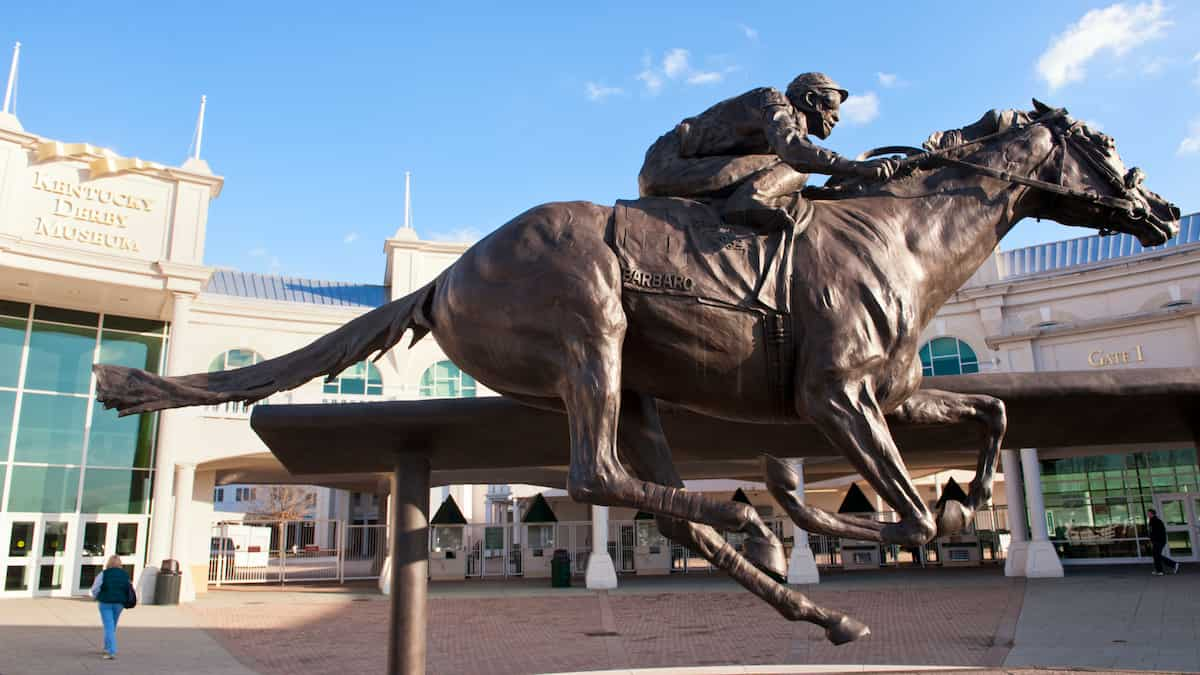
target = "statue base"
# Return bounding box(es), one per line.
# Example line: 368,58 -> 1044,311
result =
585,551 -> 618,590
1024,540 -> 1064,577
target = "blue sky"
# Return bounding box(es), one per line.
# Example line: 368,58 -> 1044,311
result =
4,1 -> 1198,283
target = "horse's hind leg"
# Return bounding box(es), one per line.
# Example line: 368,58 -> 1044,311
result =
616,392 -> 868,645
763,455 -> 888,541
888,389 -> 1007,535
559,313 -> 786,580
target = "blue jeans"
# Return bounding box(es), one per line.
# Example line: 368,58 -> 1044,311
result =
99,602 -> 123,655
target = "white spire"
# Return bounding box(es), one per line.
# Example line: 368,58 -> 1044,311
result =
392,172 -> 417,240
2,42 -> 19,115
181,94 -> 212,174
192,94 -> 207,160
404,171 -> 412,229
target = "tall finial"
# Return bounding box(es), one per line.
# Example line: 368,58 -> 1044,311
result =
404,171 -> 412,230
192,95 -> 207,160
2,42 -> 20,115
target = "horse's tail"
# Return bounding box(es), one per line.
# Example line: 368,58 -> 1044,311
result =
94,274 -> 442,416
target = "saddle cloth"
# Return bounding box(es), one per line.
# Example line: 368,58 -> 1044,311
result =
612,197 -> 797,313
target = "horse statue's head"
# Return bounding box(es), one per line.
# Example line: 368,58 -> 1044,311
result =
925,99 -> 1180,246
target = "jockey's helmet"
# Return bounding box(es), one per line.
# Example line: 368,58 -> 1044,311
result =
786,72 -> 850,110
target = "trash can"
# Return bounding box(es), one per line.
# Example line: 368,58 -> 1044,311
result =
155,559 -> 182,605
550,549 -> 571,588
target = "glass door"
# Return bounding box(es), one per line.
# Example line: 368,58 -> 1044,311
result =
75,517 -> 146,595
0,515 -> 75,597
1153,494 -> 1197,562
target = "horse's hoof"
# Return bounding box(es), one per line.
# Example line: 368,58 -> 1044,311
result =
762,454 -> 799,492
744,534 -> 788,583
825,614 -> 871,646
936,500 -> 972,537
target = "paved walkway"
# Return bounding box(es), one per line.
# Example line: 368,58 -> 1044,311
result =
0,565 -> 1195,674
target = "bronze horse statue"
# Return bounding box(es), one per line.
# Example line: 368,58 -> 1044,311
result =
95,101 -> 1179,644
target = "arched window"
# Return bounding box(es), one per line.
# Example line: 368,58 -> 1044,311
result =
918,337 -> 979,376
323,361 -> 383,396
208,349 -> 264,372
419,360 -> 477,398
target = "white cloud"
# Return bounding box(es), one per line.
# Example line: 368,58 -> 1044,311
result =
663,49 -> 690,79
687,71 -> 724,85
249,247 -> 267,257
876,72 -> 905,88
1036,0 -> 1171,90
429,227 -> 483,244
637,49 -> 735,93
268,256 -> 281,271
738,23 -> 758,41
585,81 -> 624,102
841,92 -> 880,125
1178,118 -> 1200,155
343,232 -> 359,244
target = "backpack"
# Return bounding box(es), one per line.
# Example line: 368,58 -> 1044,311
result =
123,579 -> 137,609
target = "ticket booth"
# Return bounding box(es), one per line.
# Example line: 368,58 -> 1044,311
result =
934,478 -> 981,567
838,483 -> 881,570
521,494 -> 559,579
429,496 -> 468,580
633,511 -> 671,575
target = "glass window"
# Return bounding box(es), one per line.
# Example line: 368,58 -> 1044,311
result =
0,300 -> 29,320
41,522 -> 68,557
431,526 -> 464,552
80,469 -> 151,514
7,466 -> 80,513
323,361 -> 383,396
419,360 -> 477,398
0,315 -> 26,389
99,331 -> 163,374
38,565 -> 63,590
5,565 -> 28,590
82,522 -> 107,556
87,406 -> 155,469
8,521 -> 33,556
33,306 -> 98,327
78,564 -> 101,589
918,337 -> 980,377
14,393 -> 88,465
116,523 -> 138,556
102,315 -> 165,334
527,524 -> 554,549
0,389 -> 14,450
24,322 -> 96,394
209,349 -> 263,372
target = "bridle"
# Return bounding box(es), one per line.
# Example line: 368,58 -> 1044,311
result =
868,111 -> 1154,236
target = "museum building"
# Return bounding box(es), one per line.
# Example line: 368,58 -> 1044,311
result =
1,91 -> 1199,600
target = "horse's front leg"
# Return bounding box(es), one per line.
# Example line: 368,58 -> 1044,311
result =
889,388 -> 1007,535
788,381 -> 938,547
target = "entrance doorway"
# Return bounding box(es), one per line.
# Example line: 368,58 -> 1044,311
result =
1153,493 -> 1200,562
1,515 -> 147,598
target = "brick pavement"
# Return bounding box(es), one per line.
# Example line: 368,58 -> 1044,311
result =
186,568 -> 1027,675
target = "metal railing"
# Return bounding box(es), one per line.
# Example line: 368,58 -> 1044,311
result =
208,507 -> 1012,587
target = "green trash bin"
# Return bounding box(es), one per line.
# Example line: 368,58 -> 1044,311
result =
550,549 -> 571,588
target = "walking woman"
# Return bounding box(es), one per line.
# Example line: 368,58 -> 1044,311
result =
90,555 -> 134,659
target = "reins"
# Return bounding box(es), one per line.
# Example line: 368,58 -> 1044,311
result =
903,112 -> 1137,217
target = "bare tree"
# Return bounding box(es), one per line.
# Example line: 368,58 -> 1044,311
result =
247,486 -> 317,521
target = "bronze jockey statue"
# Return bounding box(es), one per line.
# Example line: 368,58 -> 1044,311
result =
639,72 -> 898,232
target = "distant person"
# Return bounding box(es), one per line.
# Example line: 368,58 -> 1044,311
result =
1147,509 -> 1180,576
90,555 -> 134,659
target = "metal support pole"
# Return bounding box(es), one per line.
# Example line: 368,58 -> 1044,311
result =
387,453 -> 431,675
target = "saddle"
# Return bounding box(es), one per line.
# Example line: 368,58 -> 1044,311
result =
612,197 -> 801,314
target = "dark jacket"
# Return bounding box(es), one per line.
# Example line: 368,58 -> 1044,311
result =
1149,516 -> 1167,545
95,567 -> 131,604
673,87 -> 854,174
